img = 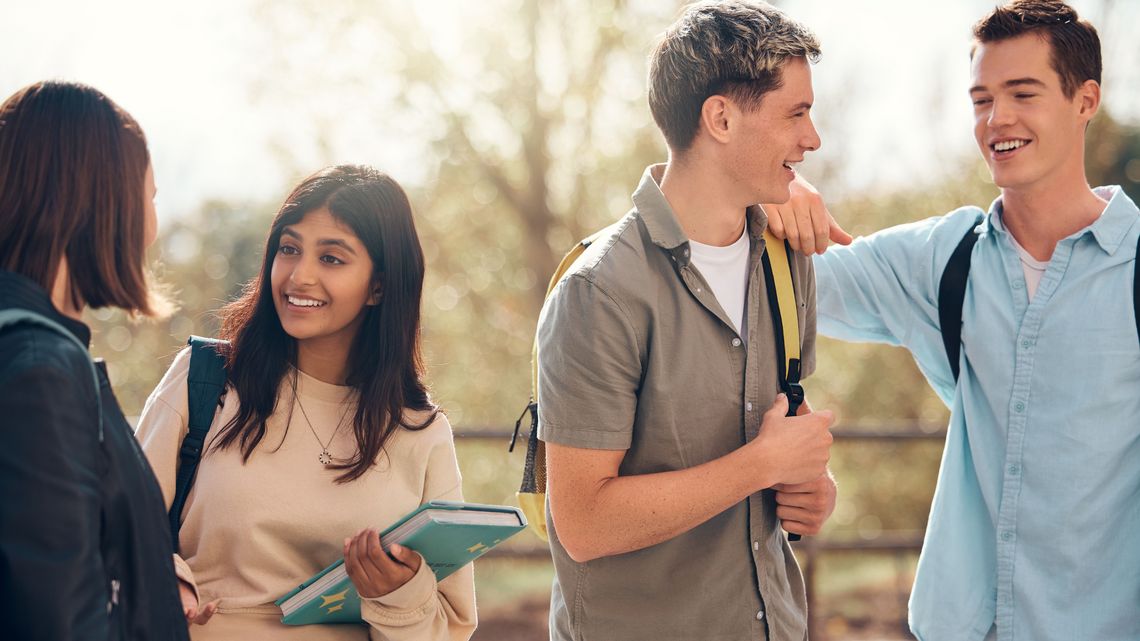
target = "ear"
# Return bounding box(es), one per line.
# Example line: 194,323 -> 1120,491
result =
1076,79 -> 1100,123
699,94 -> 734,144
367,281 -> 383,305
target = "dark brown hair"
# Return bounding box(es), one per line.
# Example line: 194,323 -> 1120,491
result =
648,1 -> 821,152
0,81 -> 158,314
972,0 -> 1101,98
215,165 -> 437,483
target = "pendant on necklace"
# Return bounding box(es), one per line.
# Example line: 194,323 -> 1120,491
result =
319,449 -> 332,465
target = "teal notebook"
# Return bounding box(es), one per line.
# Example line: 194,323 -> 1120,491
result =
274,500 -> 527,625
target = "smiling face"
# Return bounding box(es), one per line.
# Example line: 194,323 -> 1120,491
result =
270,207 -> 378,352
969,33 -> 1096,193
725,56 -> 821,204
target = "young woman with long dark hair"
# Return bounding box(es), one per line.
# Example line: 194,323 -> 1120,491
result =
0,81 -> 189,640
136,165 -> 476,640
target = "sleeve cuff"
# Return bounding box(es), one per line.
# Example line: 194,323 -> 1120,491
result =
172,554 -> 200,605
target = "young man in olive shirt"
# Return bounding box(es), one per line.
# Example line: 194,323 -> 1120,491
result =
537,2 -> 837,639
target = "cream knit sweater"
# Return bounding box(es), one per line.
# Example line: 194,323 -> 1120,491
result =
136,348 -> 477,640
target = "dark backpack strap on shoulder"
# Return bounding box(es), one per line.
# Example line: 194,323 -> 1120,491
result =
0,309 -> 103,441
938,215 -> 984,383
170,335 -> 228,552
1134,231 -> 1139,348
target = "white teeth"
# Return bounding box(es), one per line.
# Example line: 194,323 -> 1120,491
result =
993,139 -> 1027,152
288,296 -> 325,307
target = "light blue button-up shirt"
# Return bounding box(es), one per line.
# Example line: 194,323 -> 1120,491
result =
814,186 -> 1140,641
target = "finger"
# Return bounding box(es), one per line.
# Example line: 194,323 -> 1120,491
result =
794,202 -> 815,256
765,393 -> 789,418
389,543 -> 422,572
781,205 -> 801,251
776,503 -> 816,521
829,218 -> 854,246
812,409 -> 836,427
367,530 -> 402,577
795,398 -> 813,416
811,202 -> 832,255
348,530 -> 382,588
775,490 -> 822,510
781,518 -> 820,536
764,204 -> 786,237
191,600 -> 219,625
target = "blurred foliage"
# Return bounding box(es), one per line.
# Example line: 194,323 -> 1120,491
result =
79,0 -> 1139,635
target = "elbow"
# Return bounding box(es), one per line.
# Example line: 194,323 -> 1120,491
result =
549,509 -> 604,563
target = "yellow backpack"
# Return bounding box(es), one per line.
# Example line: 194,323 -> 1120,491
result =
509,227 -> 805,541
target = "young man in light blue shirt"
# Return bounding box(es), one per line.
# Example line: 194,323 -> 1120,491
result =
765,1 -> 1140,640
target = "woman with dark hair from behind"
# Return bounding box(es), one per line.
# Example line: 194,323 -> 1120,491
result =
0,81 -> 189,640
136,165 -> 476,640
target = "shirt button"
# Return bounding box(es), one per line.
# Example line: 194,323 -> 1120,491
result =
1021,339 -> 1031,348
753,540 -> 759,551
732,338 -> 742,347
756,610 -> 765,621
746,401 -> 754,412
1014,402 -> 1025,412
1008,464 -> 1020,475
1012,281 -> 1024,290
1001,530 -> 1013,542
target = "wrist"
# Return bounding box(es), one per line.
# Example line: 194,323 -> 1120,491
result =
741,437 -> 779,493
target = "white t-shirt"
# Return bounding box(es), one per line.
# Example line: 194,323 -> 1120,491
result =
689,227 -> 751,340
1006,232 -> 1049,301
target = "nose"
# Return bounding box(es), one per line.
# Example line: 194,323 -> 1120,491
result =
803,114 -> 822,152
988,96 -> 1015,127
289,256 -> 318,286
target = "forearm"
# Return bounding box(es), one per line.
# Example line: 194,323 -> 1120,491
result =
550,443 -> 775,562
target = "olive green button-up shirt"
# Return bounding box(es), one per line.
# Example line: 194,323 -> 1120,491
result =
537,165 -> 817,641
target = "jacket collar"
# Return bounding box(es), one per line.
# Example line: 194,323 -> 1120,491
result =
0,270 -> 91,346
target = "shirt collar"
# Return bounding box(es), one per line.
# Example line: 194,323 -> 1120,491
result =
631,164 -> 769,267
987,186 -> 1139,256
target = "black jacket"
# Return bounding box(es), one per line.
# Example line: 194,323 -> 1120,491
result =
0,271 -> 189,641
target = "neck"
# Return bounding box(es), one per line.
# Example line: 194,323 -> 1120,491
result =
999,170 -> 1106,262
659,152 -> 748,246
296,338 -> 352,385
50,259 -> 84,321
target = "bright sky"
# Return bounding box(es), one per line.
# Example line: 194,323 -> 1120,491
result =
2,0 -> 1137,220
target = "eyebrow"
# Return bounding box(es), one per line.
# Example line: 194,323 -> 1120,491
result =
280,228 -> 358,255
788,101 -> 813,112
969,77 -> 1047,94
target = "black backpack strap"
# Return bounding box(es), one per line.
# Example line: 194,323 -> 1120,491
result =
0,309 -> 104,441
170,336 -> 228,552
760,236 -> 804,417
1134,231 -> 1139,349
938,215 -> 984,383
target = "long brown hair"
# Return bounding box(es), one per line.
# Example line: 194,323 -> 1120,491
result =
0,81 -> 159,315
215,165 -> 437,482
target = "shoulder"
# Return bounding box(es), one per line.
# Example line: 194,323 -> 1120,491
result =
0,320 -> 92,391
138,346 -> 194,425
560,212 -> 657,297
153,346 -> 194,402
401,408 -> 454,445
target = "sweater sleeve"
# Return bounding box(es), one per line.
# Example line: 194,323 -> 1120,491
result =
135,348 -> 199,600
361,414 -> 477,641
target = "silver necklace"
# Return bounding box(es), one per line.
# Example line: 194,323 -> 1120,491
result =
292,373 -> 346,465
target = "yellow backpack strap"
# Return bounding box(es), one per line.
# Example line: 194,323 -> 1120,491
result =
760,228 -> 804,415
512,231 -> 604,542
